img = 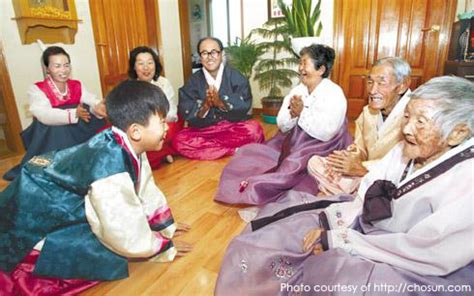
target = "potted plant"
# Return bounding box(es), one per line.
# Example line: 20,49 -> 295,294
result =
278,0 -> 323,55
252,18 -> 299,124
225,35 -> 263,79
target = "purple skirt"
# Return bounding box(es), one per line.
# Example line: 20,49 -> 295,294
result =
214,122 -> 352,205
215,191 -> 474,296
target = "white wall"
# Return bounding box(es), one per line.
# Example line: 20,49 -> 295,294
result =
158,0 -> 184,96
456,0 -> 474,20
0,0 -> 102,129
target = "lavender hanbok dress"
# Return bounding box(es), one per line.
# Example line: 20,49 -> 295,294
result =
215,79 -> 352,205
215,140 -> 474,295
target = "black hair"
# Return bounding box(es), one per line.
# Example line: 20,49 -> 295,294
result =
128,46 -> 162,81
42,46 -> 70,67
196,37 -> 224,53
106,80 -> 169,131
299,44 -> 336,78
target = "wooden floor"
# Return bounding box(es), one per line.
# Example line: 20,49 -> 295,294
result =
0,115 -> 280,296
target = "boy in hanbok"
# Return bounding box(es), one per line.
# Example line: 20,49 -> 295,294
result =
0,80 -> 191,295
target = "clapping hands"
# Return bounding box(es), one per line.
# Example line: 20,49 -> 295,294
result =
289,95 -> 304,118
205,85 -> 227,111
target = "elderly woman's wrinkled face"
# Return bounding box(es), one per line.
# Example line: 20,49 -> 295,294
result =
135,52 -> 156,82
366,64 -> 403,112
298,54 -> 324,92
47,54 -> 71,84
402,99 -> 449,164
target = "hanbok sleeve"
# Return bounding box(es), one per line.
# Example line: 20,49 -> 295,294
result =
276,90 -> 298,133
85,172 -> 177,262
138,153 -> 177,239
79,85 -> 103,118
28,84 -> 79,125
352,111 -> 368,161
321,145 -> 401,231
219,70 -> 252,118
297,82 -> 347,141
178,78 -> 205,126
327,188 -> 474,276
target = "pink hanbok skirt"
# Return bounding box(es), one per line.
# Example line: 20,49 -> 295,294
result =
172,119 -> 264,160
0,250 -> 99,296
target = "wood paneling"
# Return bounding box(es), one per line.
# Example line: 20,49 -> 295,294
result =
0,41 -> 24,158
333,0 -> 456,119
178,0 -> 193,82
89,0 -> 162,96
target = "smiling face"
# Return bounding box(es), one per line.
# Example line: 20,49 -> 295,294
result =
47,54 -> 71,84
143,112 -> 168,152
134,52 -> 156,82
366,64 -> 404,114
199,39 -> 223,77
401,99 -> 449,165
298,54 -> 324,93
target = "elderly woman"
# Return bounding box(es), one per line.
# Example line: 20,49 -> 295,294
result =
128,46 -> 182,168
214,44 -> 352,206
3,46 -> 106,181
215,76 -> 473,295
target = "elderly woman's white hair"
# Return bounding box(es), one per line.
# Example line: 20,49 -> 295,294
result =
409,76 -> 474,140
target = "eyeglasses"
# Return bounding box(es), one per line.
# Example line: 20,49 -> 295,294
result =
199,49 -> 221,59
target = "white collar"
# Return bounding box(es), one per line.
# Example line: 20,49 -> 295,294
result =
203,63 -> 224,91
398,137 -> 474,186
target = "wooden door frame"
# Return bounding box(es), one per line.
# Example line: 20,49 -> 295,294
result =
0,41 -> 24,156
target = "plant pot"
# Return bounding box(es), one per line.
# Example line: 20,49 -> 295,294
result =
290,36 -> 323,56
261,96 -> 283,124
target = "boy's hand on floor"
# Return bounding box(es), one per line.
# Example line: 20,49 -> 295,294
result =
175,222 -> 191,237
174,240 -> 193,257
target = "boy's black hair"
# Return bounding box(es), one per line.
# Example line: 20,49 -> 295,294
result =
42,46 -> 70,67
128,46 -> 162,81
106,80 -> 169,131
299,44 -> 336,78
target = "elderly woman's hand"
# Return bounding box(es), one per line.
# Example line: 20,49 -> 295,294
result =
289,95 -> 304,118
76,104 -> 91,123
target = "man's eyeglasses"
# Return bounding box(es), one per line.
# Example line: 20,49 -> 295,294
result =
200,50 -> 221,59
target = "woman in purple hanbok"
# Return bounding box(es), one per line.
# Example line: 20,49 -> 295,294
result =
214,44 -> 352,205
215,76 -> 474,295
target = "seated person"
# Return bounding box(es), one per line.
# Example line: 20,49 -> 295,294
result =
173,37 -> 264,160
215,76 -> 474,296
128,46 -> 183,168
214,44 -> 352,206
308,57 -> 412,195
3,46 -> 106,181
0,80 -> 192,296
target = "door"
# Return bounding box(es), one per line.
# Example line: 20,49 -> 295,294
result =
89,0 -> 162,96
332,0 -> 456,119
0,40 -> 24,158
